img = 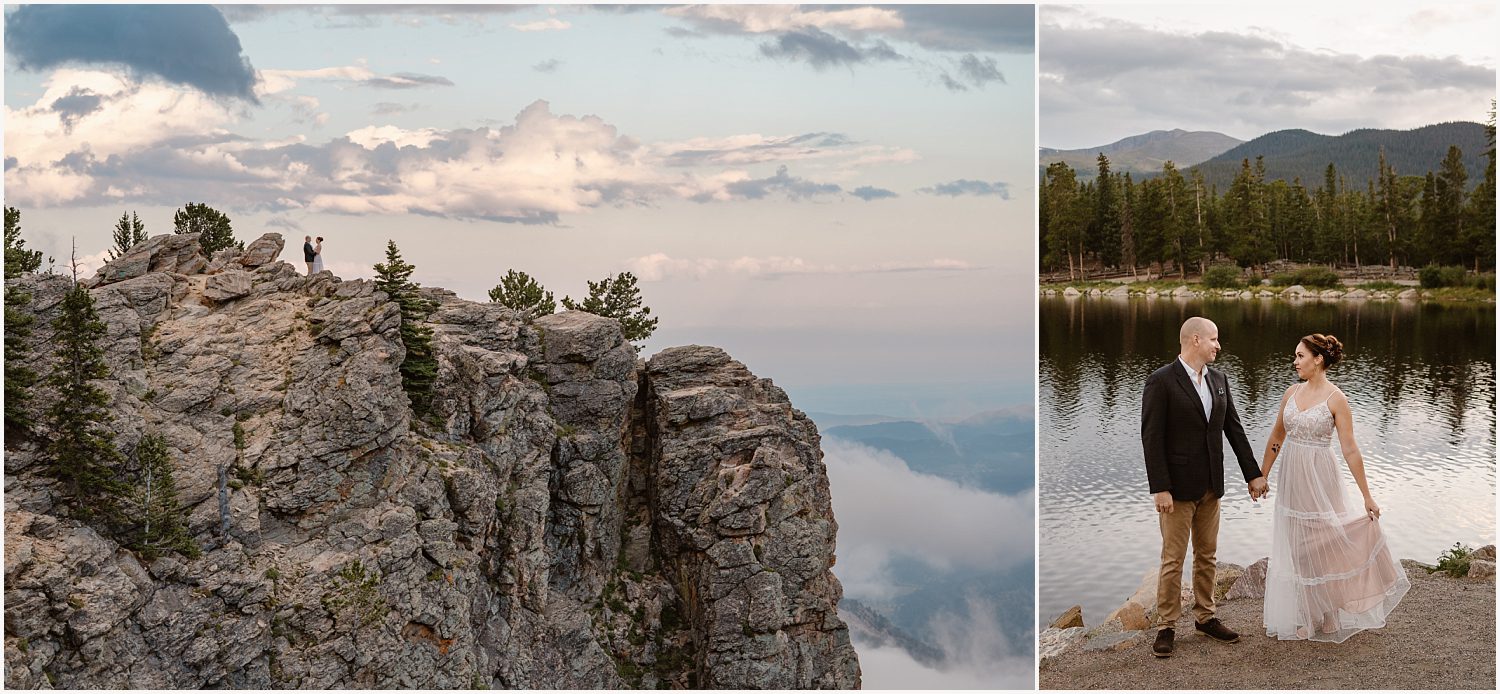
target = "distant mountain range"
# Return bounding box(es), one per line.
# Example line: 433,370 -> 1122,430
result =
840,598 -> 947,667
818,409 -> 1034,495
1189,121 -> 1488,191
1039,129 -> 1244,180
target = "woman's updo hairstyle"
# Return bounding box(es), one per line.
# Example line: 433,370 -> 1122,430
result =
1300,333 -> 1344,369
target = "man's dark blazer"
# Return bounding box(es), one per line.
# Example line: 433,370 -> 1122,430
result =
303,242 -> 316,262
1142,360 -> 1261,501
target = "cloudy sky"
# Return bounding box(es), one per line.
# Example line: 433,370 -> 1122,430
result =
1041,2 -> 1497,148
3,4 -> 1036,419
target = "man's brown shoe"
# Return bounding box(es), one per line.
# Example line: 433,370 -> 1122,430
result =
1195,618 -> 1240,643
1152,628 -> 1174,657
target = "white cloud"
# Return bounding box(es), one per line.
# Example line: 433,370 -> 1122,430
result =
627,253 -> 981,281
344,125 -> 446,149
509,18 -> 571,32
73,249 -> 112,277
854,599 -> 1033,689
663,5 -> 903,34
5,72 -> 911,221
255,65 -> 452,96
823,437 -> 1032,600
2,69 -> 237,207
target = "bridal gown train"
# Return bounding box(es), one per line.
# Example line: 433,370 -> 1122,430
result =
1263,385 -> 1409,642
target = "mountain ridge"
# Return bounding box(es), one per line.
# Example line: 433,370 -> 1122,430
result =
1188,121 -> 1488,190
1040,129 -> 1245,179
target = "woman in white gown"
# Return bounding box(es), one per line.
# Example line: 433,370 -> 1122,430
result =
1259,333 -> 1408,642
311,236 -> 325,274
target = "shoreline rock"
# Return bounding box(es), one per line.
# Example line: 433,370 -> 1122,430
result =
1040,283 -> 1493,303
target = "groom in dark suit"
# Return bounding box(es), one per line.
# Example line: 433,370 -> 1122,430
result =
1141,316 -> 1266,657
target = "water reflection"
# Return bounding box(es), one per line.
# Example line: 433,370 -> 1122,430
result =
1039,296 -> 1495,627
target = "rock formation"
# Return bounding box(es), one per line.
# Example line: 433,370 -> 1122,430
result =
4,233 -> 861,689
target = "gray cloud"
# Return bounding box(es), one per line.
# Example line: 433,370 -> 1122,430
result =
884,4 -> 1034,53
372,102 -> 418,116
532,59 -> 564,73
937,53 -> 1008,93
50,88 -> 104,133
850,186 -> 898,201
717,165 -> 843,201
364,72 -> 454,89
759,28 -> 904,70
958,54 -> 1005,86
5,5 -> 259,102
1040,10 -> 1497,148
265,216 -> 303,232
218,4 -> 528,25
663,131 -> 858,167
668,5 -> 1033,54
919,180 -> 1011,198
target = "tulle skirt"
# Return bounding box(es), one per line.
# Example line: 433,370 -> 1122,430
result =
1264,439 -> 1409,642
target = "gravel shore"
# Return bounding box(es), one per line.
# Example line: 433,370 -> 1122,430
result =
1040,565 -> 1495,690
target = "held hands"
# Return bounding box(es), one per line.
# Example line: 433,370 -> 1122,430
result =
1248,477 -> 1269,501
1365,496 -> 1381,520
1153,491 -> 1174,514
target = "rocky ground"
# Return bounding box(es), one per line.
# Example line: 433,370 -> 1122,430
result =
1041,557 -> 1496,690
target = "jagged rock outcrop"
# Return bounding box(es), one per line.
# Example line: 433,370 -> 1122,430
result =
4,234 -> 860,689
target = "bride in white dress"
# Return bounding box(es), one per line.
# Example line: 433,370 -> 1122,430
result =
1259,333 -> 1409,642
311,236 -> 325,274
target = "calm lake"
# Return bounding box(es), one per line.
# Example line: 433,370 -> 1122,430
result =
1039,296 -> 1496,628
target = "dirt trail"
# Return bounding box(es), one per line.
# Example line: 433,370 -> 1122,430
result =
1041,566 -> 1495,690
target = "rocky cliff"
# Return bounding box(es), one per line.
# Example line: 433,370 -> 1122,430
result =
3,233 -> 861,689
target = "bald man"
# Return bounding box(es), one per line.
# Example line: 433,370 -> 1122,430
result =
1141,316 -> 1266,657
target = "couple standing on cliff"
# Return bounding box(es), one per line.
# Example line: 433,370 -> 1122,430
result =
1141,316 -> 1409,657
302,236 -> 326,275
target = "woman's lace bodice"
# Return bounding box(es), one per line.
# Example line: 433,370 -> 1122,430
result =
1283,387 -> 1336,445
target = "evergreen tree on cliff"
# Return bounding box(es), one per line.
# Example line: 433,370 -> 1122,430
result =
374,241 -> 439,419
562,271 -> 659,342
173,202 -> 239,255
108,210 -> 148,260
127,432 -> 200,560
488,269 -> 557,318
5,207 -> 45,445
44,250 -> 129,523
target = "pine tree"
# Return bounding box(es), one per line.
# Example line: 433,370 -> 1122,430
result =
373,241 -> 439,418
4,207 -> 45,445
1091,154 -> 1122,268
108,211 -> 148,260
173,202 -> 238,255
1135,178 -> 1167,277
1434,145 -> 1469,267
488,270 -> 557,318
1043,162 -> 1088,279
127,433 -> 200,560
1121,173 -> 1137,276
561,272 -> 659,343
5,207 -> 44,276
44,251 -> 129,523
1464,102 -> 1497,271
1160,162 -> 1196,278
